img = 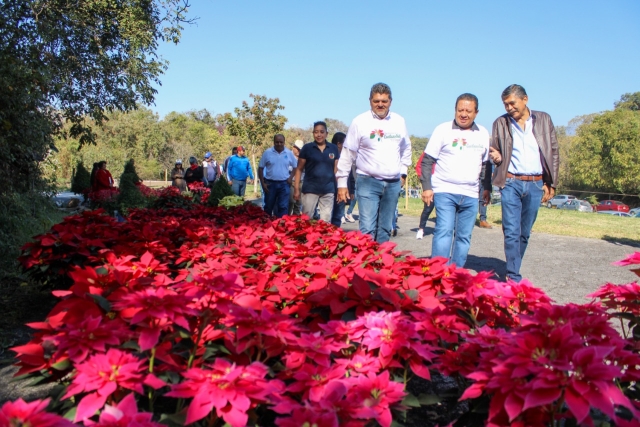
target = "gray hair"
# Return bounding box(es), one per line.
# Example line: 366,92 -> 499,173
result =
370,82 -> 392,100
501,84 -> 527,100
455,93 -> 479,111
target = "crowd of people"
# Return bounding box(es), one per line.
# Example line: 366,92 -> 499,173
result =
167,82 -> 558,283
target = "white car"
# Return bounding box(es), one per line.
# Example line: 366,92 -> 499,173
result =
547,194 -> 576,208
597,211 -> 631,217
629,207 -> 640,216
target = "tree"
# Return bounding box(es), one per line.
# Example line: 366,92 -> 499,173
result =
324,118 -> 349,135
614,92 -> 640,111
411,136 -> 429,154
222,94 -> 287,193
569,108 -> 640,194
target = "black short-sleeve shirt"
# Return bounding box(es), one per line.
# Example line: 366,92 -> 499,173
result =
299,141 -> 340,194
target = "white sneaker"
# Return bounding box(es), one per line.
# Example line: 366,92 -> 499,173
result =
344,213 -> 355,223
416,229 -> 424,240
341,216 -> 346,224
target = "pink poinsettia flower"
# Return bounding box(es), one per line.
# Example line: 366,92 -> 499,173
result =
0,398 -> 74,427
113,287 -> 196,350
348,371 -> 406,427
613,252 -> 640,266
64,348 -> 146,422
87,393 -> 163,427
165,359 -> 279,426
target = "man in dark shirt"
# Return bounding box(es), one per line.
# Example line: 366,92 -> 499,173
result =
293,121 -> 340,222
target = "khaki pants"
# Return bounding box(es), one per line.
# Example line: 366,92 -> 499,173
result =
301,193 -> 334,222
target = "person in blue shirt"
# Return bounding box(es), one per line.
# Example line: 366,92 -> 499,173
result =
293,121 -> 340,222
226,145 -> 254,197
258,134 -> 297,217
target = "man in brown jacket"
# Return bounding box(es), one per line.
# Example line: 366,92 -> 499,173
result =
491,84 -> 559,282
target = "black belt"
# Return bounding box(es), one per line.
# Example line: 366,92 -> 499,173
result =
265,178 -> 288,182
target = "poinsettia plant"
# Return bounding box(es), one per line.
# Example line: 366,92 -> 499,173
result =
9,188 -> 640,426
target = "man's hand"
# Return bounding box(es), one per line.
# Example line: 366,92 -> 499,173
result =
293,188 -> 301,201
489,147 -> 502,164
421,190 -> 434,206
287,177 -> 293,185
337,188 -> 349,203
542,184 -> 555,203
401,176 -> 406,187
261,181 -> 269,194
482,189 -> 491,206
228,180 -> 233,186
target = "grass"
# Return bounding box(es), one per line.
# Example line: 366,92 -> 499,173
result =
398,197 -> 640,246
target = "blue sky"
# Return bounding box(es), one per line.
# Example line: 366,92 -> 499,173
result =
151,0 -> 640,137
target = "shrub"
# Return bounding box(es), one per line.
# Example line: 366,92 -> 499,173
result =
207,177 -> 234,207
116,173 -> 147,213
70,161 -> 91,194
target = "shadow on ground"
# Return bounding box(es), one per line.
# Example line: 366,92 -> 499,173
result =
464,255 -> 505,281
602,235 -> 640,248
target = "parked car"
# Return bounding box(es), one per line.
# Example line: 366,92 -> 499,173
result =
51,191 -> 85,208
595,200 -> 630,213
546,194 -> 576,208
558,199 -> 593,213
597,211 -> 631,217
629,207 -> 640,216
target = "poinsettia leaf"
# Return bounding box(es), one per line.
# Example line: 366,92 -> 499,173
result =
405,289 -> 419,301
401,393 -> 421,407
418,394 -> 442,405
63,406 -> 77,422
121,340 -> 141,351
51,358 -> 71,371
159,411 -> 187,426
89,294 -> 111,313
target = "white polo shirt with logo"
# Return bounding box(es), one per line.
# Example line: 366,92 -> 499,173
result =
425,120 -> 490,198
337,110 -> 412,187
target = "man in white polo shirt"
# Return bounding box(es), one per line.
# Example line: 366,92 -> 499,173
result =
336,83 -> 412,243
420,93 -> 496,267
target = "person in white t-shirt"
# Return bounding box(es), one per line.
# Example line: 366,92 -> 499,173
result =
336,83 -> 412,243
420,93 -> 497,267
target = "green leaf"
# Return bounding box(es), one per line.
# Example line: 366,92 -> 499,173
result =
401,393 -> 421,408
405,289 -> 419,301
63,407 -> 77,421
89,294 -> 111,312
51,358 -> 71,371
418,393 -> 442,405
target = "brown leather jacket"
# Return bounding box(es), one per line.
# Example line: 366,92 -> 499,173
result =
491,110 -> 560,188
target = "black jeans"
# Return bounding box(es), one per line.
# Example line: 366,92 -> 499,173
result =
419,201 -> 435,230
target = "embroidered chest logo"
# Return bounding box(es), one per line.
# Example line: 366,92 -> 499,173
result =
370,129 -> 384,141
328,153 -> 335,159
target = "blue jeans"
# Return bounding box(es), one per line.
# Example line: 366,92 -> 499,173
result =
356,175 -> 400,243
431,192 -> 478,267
347,196 -> 357,215
331,199 -> 346,227
500,178 -> 544,282
263,179 -> 290,218
231,179 -> 247,197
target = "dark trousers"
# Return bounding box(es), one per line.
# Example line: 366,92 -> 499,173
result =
264,179 -> 290,218
419,201 -> 435,230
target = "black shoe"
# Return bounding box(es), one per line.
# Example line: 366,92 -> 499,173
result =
392,229 -> 397,237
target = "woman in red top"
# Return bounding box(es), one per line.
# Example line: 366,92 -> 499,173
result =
94,161 -> 114,191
